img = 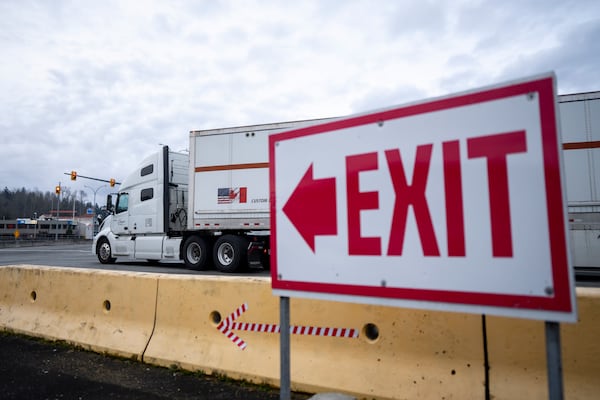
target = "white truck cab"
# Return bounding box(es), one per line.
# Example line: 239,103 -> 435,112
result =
93,146 -> 188,264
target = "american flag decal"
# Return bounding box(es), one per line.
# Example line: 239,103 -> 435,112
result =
217,187 -> 247,204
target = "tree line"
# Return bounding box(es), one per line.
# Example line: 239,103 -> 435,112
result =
0,187 -> 98,220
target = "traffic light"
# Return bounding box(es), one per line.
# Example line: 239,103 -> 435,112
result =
55,185 -> 61,195
70,170 -> 77,181
110,178 -> 116,187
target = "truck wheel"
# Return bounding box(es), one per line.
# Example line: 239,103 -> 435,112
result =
214,235 -> 248,273
183,236 -> 210,270
97,238 -> 116,264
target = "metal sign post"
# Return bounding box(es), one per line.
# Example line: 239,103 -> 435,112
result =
545,321 -> 564,400
280,296 -> 291,400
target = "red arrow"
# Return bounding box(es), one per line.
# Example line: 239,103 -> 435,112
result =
216,303 -> 359,350
217,303 -> 249,349
282,163 -> 337,252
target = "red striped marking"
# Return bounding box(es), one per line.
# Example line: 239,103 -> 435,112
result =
216,303 -> 249,349
216,303 -> 359,350
230,321 -> 358,338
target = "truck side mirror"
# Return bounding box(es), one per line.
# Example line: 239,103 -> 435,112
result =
106,194 -> 114,212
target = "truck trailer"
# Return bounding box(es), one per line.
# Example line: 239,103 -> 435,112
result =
93,91 -> 600,272
561,91 -> 600,268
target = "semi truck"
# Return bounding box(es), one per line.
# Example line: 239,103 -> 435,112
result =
93,119 -> 329,272
93,91 -> 600,272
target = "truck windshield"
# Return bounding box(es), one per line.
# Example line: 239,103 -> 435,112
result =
115,193 -> 129,214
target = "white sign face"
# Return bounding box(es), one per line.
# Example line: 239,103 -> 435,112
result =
269,73 -> 577,322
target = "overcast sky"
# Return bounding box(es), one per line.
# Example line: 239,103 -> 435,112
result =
1,0 -> 599,204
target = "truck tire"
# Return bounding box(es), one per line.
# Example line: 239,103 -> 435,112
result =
183,236 -> 210,270
214,235 -> 248,273
97,237 -> 116,264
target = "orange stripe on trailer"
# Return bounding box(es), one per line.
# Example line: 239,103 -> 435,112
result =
195,162 -> 269,172
563,141 -> 600,150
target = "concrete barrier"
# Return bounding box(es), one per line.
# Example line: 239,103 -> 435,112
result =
145,276 -> 600,399
144,275 -> 484,399
487,287 -> 600,400
0,265 -> 158,359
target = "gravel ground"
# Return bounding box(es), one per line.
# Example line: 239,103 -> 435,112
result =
0,331 -> 312,400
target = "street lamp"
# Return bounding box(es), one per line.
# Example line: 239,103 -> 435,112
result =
55,182 -> 61,241
85,185 -> 106,236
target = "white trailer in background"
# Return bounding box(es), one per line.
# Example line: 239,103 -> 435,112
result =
560,91 -> 600,267
92,91 -> 599,271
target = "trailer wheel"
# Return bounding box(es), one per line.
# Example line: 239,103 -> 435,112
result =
183,236 -> 210,270
214,235 -> 248,273
97,237 -> 116,264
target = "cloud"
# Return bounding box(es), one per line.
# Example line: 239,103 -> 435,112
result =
497,18 -> 600,93
0,0 -> 599,199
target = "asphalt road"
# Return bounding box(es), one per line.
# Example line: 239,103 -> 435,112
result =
0,240 -> 269,277
1,240 -> 597,286
0,331 -> 310,400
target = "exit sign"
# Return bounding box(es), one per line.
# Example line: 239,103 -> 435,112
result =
269,73 -> 577,322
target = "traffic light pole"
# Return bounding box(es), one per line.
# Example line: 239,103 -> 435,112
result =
64,172 -> 120,187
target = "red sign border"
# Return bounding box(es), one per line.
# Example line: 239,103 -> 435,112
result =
269,74 -> 574,315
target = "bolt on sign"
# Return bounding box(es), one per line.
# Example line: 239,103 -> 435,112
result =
269,73 -> 577,322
